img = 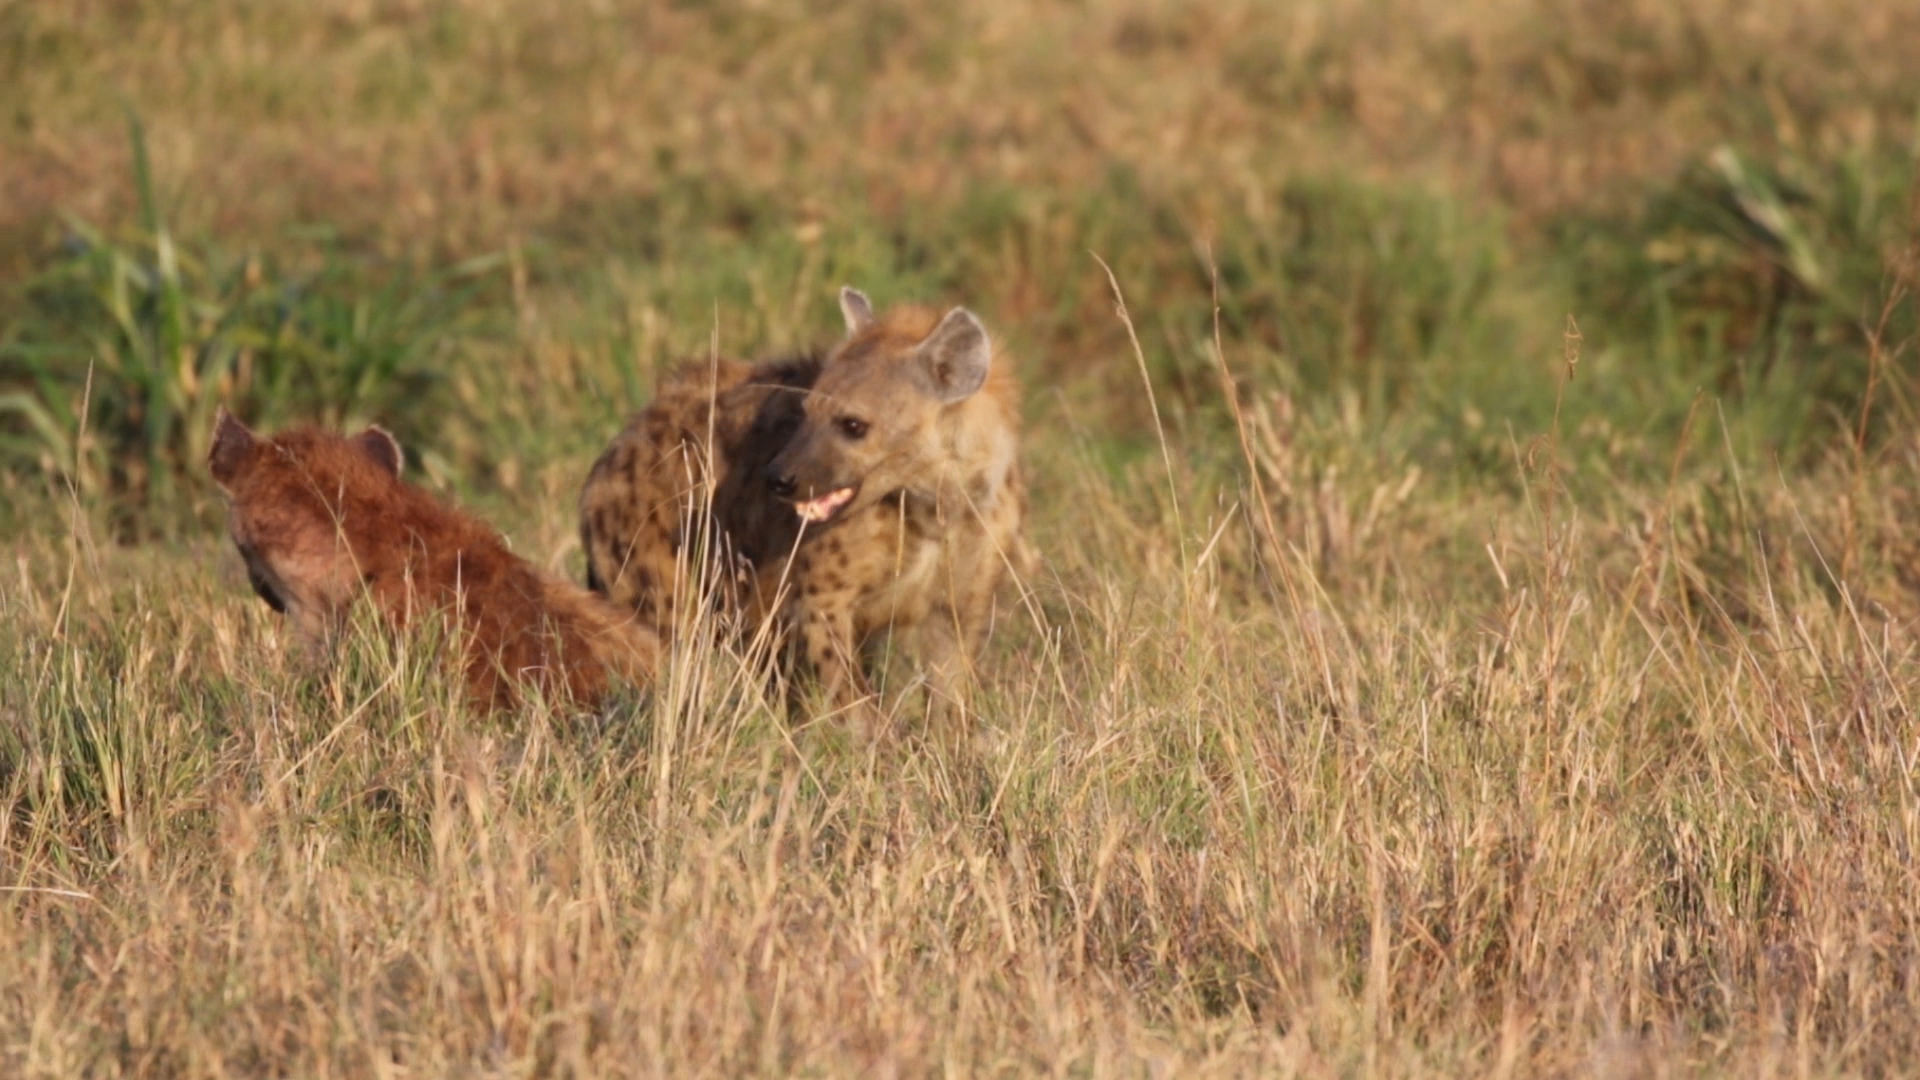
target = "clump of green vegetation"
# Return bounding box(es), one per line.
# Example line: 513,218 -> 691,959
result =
1,117 -> 501,535
1557,144 -> 1920,458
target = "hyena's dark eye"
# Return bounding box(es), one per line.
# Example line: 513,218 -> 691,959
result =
836,416 -> 869,440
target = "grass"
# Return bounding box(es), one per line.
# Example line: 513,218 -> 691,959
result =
0,114 -> 504,537
6,0 -> 1920,1075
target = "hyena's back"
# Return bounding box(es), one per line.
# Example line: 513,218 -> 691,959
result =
210,409 -> 660,711
578,352 -> 820,625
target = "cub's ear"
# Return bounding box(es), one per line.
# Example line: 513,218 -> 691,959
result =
910,307 -> 991,404
208,406 -> 256,488
351,425 -> 403,478
839,285 -> 876,335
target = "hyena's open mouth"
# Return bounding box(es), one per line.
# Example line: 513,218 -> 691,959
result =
794,485 -> 857,524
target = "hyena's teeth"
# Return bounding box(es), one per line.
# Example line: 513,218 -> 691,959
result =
796,486 -> 855,523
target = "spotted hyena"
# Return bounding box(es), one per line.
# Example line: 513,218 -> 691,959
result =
578,287 -> 1029,713
209,409 -> 660,710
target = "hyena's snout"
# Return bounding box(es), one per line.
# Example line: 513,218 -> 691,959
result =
765,442 -> 859,525
763,461 -> 797,499
764,437 -> 831,499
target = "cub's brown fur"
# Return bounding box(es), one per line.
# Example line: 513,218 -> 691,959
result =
579,287 -> 1029,712
209,410 -> 659,710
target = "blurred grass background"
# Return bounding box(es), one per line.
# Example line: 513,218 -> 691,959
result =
6,0 -> 1920,1075
6,0 -> 1917,529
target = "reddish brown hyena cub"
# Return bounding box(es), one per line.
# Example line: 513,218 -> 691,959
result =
578,287 -> 1029,714
208,409 -> 660,710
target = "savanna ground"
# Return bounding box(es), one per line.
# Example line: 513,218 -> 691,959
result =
6,0 -> 1920,1075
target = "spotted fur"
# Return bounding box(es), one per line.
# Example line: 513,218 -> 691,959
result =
579,288 -> 1030,713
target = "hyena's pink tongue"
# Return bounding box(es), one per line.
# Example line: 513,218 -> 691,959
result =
795,486 -> 855,524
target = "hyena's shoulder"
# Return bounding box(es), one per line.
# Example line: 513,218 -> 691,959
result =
585,352 -> 821,474
579,359 -> 753,564
578,350 -> 823,611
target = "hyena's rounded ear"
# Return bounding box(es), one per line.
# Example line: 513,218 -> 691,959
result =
351,426 -> 404,478
911,307 -> 991,404
839,286 -> 876,335
208,406 -> 256,488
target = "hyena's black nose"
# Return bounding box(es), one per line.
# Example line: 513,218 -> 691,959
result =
764,465 -> 796,499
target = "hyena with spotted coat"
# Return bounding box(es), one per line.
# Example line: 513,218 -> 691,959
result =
578,287 -> 1028,712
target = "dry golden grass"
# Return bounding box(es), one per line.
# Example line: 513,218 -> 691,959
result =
11,368 -> 1920,1074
